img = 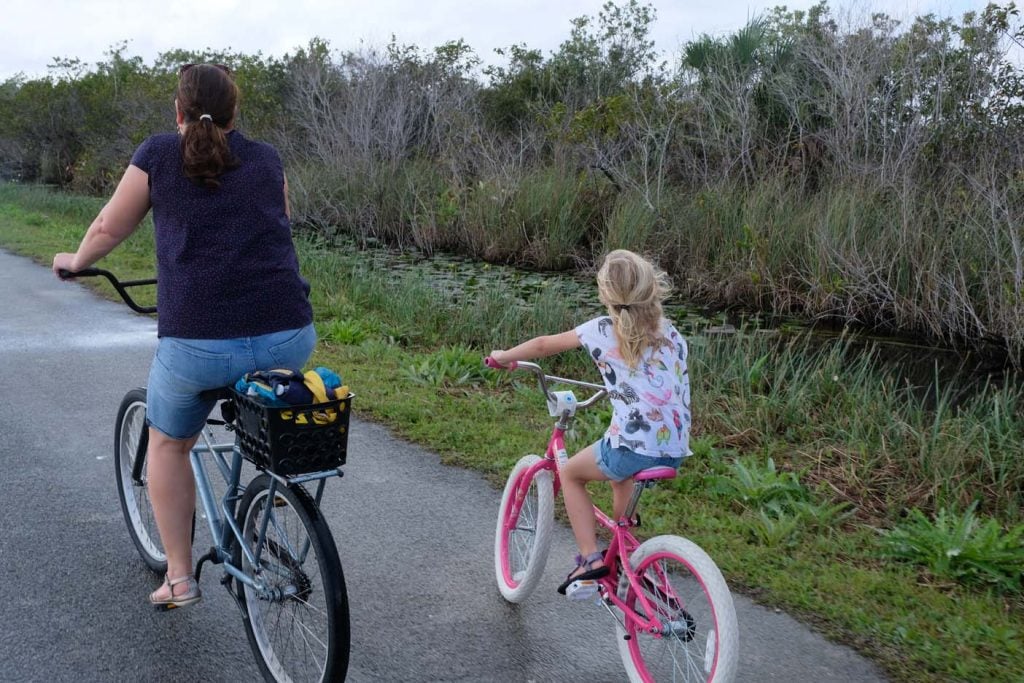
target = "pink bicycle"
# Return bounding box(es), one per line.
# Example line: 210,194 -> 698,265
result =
486,358 -> 738,683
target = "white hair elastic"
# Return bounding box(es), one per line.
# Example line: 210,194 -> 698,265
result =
199,114 -> 213,122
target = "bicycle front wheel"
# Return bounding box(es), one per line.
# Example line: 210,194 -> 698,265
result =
114,388 -> 166,572
235,474 -> 350,683
494,454 -> 554,603
616,535 -> 739,683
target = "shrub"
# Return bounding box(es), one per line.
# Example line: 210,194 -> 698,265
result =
880,502 -> 1024,593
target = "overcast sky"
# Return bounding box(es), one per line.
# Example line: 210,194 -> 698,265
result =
0,0 -> 992,81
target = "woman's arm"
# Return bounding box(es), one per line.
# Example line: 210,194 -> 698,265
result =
490,330 -> 581,366
283,173 -> 291,220
52,165 -> 151,275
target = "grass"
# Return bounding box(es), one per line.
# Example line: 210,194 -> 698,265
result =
1,182 -> 1022,682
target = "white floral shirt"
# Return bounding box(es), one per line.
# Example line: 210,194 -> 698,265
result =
575,316 -> 691,458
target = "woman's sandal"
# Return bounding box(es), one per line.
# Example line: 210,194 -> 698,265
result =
149,573 -> 202,611
557,551 -> 610,595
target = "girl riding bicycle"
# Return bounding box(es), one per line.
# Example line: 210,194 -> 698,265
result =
490,249 -> 691,595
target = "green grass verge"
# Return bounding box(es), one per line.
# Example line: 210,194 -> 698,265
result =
1,183 -> 1021,683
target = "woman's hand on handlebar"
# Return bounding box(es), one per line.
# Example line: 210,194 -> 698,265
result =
52,253 -> 82,279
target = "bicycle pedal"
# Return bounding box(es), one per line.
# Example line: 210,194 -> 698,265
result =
565,579 -> 600,601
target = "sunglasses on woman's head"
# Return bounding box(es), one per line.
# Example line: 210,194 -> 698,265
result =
179,63 -> 232,76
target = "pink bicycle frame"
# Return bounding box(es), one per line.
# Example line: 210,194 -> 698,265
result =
496,408 -> 677,640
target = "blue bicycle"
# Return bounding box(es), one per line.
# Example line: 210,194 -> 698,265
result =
65,268 -> 351,683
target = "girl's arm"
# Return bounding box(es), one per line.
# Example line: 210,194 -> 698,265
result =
490,330 -> 581,366
52,165 -> 151,275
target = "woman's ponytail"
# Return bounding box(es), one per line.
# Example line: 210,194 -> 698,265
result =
176,64 -> 239,189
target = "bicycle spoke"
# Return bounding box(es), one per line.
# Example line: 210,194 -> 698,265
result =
295,608 -> 326,678
495,455 -> 555,603
267,506 -> 301,563
287,593 -> 330,619
289,611 -> 330,652
288,601 -> 328,676
240,478 -> 344,683
509,485 -> 539,574
115,392 -> 166,570
619,543 -> 736,683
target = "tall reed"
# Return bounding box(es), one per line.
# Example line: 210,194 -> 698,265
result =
693,331 -> 1024,522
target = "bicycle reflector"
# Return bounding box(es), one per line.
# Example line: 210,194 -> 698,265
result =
547,390 -> 577,417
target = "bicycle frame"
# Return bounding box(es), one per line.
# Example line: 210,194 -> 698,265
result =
494,359 -> 684,640
188,422 -> 342,599
62,266 -> 344,601
502,432 -> 679,639
73,266 -> 353,678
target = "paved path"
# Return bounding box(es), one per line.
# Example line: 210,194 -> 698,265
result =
0,248 -> 888,681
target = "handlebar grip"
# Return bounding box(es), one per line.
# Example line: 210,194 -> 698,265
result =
58,267 -> 102,279
484,356 -> 517,370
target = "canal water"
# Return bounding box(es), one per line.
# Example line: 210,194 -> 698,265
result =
341,238 -> 1017,405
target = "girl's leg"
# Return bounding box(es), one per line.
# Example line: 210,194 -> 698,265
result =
561,444 -> 611,571
611,479 -> 634,522
147,428 -> 199,599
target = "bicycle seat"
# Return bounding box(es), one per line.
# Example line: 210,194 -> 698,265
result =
200,387 -> 234,402
634,466 -> 677,481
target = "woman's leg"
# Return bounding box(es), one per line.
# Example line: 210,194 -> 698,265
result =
147,428 -> 199,598
561,445 -> 611,569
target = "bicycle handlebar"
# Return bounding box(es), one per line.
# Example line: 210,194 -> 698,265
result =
483,356 -> 517,371
484,357 -> 607,409
58,267 -> 157,315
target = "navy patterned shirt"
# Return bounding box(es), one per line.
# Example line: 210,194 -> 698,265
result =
130,130 -> 313,339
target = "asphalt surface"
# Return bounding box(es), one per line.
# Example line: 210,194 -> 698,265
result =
0,248 -> 889,682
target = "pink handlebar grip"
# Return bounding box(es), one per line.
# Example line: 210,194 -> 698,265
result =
484,356 -> 517,370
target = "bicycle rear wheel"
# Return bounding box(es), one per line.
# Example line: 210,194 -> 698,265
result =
114,388 -> 165,572
616,535 -> 738,683
494,454 -> 554,603
235,474 -> 350,683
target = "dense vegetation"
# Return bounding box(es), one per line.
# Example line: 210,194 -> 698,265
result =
3,1 -> 1024,360
2,181 -> 1023,681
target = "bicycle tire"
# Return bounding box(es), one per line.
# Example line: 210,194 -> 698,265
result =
494,454 -> 555,603
616,535 -> 738,683
113,388 -> 166,573
234,474 -> 350,683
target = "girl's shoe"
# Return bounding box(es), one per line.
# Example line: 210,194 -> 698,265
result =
149,574 -> 202,611
557,551 -> 610,595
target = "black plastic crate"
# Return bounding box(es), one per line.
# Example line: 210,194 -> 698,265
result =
232,390 -> 352,476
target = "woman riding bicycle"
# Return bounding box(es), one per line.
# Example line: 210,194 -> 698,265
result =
52,63 -> 315,610
490,249 -> 691,595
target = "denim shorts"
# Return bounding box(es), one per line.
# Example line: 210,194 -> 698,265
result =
147,323 -> 317,440
594,439 -> 684,482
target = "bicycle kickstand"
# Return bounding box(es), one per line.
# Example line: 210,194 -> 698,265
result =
194,545 -> 218,582
193,546 -> 245,614
221,573 -> 246,616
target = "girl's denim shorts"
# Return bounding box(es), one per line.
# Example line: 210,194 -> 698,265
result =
146,323 -> 317,440
594,439 -> 684,482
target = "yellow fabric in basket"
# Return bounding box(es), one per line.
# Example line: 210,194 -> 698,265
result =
302,370 -> 330,404
278,378 -> 349,425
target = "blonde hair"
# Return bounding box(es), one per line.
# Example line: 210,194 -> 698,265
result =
596,249 -> 672,368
